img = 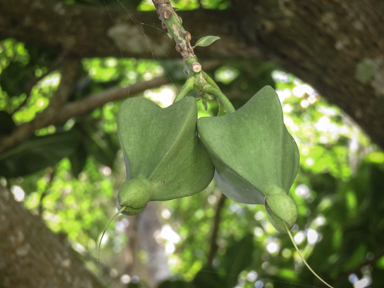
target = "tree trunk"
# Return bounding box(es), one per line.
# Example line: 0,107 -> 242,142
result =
0,0 -> 258,59
0,185 -> 105,288
137,202 -> 170,287
233,0 -> 384,150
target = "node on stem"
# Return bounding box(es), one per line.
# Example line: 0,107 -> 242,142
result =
192,62 -> 202,73
162,10 -> 172,19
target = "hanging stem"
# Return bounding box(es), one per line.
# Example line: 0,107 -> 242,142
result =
152,0 -> 200,76
152,0 -> 235,113
284,223 -> 334,288
204,85 -> 235,113
202,71 -> 221,91
98,206 -> 127,262
174,76 -> 194,102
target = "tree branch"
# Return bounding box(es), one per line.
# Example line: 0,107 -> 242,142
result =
207,193 -> 227,266
0,57 -> 80,154
13,52 -> 67,114
53,75 -> 170,126
231,0 -> 384,150
0,0 -> 259,60
37,168 -> 55,218
0,74 -> 169,154
152,0 -> 200,75
0,58 -> 221,155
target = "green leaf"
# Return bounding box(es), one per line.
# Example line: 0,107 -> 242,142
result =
81,124 -> 118,168
158,280 -> 195,288
223,235 -> 254,288
194,36 -> 220,48
0,130 -> 81,178
68,142 -> 87,178
0,111 -> 16,137
193,266 -> 224,288
0,62 -> 34,96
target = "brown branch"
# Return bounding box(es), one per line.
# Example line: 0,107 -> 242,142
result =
52,59 -> 221,126
38,168 -> 56,218
0,59 -> 222,155
0,0 -> 259,60
207,193 -> 227,266
53,75 -> 169,126
152,0 -> 197,63
13,52 -> 67,114
0,57 -> 80,154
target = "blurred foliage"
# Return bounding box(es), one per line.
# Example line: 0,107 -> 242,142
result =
1,0 -> 384,288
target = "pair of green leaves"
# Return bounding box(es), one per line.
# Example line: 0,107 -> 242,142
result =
116,86 -> 299,232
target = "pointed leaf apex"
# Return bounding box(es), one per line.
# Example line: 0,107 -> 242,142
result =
193,36 -> 220,48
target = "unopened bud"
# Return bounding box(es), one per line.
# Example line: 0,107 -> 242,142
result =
175,43 -> 183,52
184,31 -> 191,42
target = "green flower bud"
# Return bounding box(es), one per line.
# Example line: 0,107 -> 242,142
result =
264,186 -> 298,233
116,178 -> 153,215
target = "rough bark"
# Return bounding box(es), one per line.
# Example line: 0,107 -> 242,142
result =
233,0 -> 384,150
0,185 -> 105,288
0,0 -> 259,60
1,0 -> 383,150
